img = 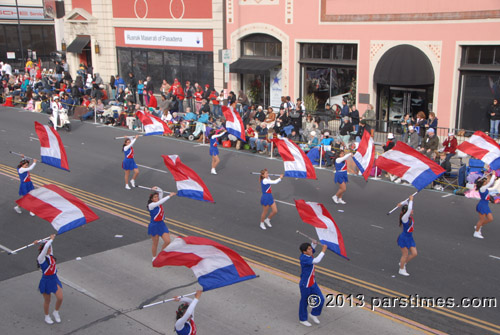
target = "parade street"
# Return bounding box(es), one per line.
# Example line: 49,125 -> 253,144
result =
0,107 -> 499,335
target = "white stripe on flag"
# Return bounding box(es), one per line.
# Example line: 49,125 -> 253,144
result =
283,139 -> 306,172
381,150 -> 429,183
306,201 -> 340,244
353,137 -> 374,170
30,187 -> 84,231
469,134 -> 500,163
177,179 -> 204,192
40,126 -> 62,159
165,239 -> 232,277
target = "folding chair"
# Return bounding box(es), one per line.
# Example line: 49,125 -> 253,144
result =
467,158 -> 485,175
441,164 -> 467,191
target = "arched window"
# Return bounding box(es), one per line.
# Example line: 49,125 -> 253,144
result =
241,34 -> 281,58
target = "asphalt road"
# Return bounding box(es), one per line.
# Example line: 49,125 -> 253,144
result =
0,107 -> 499,335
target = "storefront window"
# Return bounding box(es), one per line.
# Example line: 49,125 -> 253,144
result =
117,48 -> 213,91
464,46 -> 500,65
458,72 -> 500,131
241,34 -> 281,58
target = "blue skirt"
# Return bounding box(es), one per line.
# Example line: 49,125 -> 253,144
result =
39,274 -> 62,294
335,172 -> 348,184
397,233 -> 416,249
261,193 -> 274,206
19,182 -> 35,196
148,221 -> 169,236
476,200 -> 491,215
210,146 -> 219,156
122,158 -> 138,170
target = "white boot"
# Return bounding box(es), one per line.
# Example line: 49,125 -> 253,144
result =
398,268 -> 410,276
332,195 -> 339,204
14,206 -> 22,214
309,314 -> 320,324
300,320 -> 312,327
264,218 -> 272,228
125,184 -> 131,190
473,231 -> 484,239
130,179 -> 136,187
211,168 -> 217,175
259,222 -> 266,230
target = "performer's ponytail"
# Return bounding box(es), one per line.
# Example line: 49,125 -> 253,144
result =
399,204 -> 408,227
475,178 -> 486,191
260,169 -> 267,181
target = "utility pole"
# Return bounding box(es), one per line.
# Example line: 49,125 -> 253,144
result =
15,0 -> 25,63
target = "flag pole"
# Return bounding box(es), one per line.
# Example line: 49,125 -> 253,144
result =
319,145 -> 323,169
372,152 -> 380,180
114,135 -> 144,140
270,141 -> 274,159
386,191 -> 418,215
296,230 -> 316,243
140,292 -> 197,309
8,235 -> 51,255
10,151 -> 35,160
137,185 -> 174,193
250,172 -> 281,176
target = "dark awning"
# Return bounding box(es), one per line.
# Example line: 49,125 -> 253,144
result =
374,45 -> 434,86
230,58 -> 281,74
67,36 -> 90,54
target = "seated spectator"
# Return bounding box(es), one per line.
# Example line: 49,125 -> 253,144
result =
114,87 -> 126,105
255,122 -> 269,154
255,106 -> 266,123
433,151 -> 452,191
307,130 -> 319,149
339,116 -> 354,145
442,131 -> 457,163
192,108 -> 210,138
246,124 -> 257,151
320,131 -> 335,166
288,129 -> 301,143
355,119 -> 372,142
407,125 -> 419,149
383,133 -> 395,152
199,98 -> 211,115
419,128 -> 439,158
264,107 -> 276,129
80,98 -> 97,121
147,91 -> 157,109
158,94 -> 170,115
302,114 -> 318,141
274,107 -> 289,135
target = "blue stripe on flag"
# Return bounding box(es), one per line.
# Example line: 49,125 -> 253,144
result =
352,158 -> 366,174
197,264 -> 257,291
57,217 -> 87,234
144,131 -> 163,136
320,239 -> 349,260
227,129 -> 245,142
41,156 -> 67,171
284,170 -> 307,178
412,168 -> 443,191
178,189 -> 207,202
490,157 -> 500,170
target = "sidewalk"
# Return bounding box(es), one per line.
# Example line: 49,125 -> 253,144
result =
0,240 -> 437,335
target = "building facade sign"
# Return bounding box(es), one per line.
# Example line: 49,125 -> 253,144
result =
0,6 -> 48,21
124,30 -> 204,48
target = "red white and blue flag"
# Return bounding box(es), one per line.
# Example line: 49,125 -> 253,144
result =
272,137 -> 317,179
153,236 -> 256,291
352,129 -> 375,181
136,110 -> 172,136
457,131 -> 500,170
376,141 -> 445,190
16,184 -> 99,234
295,200 -> 348,260
34,122 -> 69,171
222,106 -> 245,142
163,155 -> 214,202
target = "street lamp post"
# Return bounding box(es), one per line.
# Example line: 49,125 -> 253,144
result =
15,0 -> 25,63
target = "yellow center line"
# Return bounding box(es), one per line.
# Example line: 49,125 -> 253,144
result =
2,164 -> 499,334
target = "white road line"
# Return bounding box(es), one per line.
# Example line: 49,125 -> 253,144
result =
371,225 -> 384,229
193,144 -> 209,147
489,255 -> 500,260
59,276 -> 96,299
236,190 -> 246,194
275,200 -> 295,206
441,194 -> 453,198
29,136 -> 39,141
136,164 -> 168,173
0,244 -> 14,254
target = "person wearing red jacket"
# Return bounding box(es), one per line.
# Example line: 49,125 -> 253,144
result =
147,91 -> 157,109
194,86 -> 203,113
169,79 -> 185,114
442,132 -> 458,164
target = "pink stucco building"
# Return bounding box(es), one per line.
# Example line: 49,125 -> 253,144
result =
226,0 -> 500,132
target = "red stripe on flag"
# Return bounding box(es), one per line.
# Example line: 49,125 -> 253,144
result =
295,200 -> 328,229
34,122 -> 50,148
154,251 -> 203,268
182,236 -> 255,277
49,127 -> 70,171
392,142 -> 444,175
457,141 -> 489,160
43,184 -> 99,223
273,139 -> 295,161
16,193 -> 62,223
375,156 -> 411,177
221,106 -> 235,123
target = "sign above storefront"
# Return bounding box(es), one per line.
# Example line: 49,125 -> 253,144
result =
0,6 -> 48,20
124,30 -> 203,48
